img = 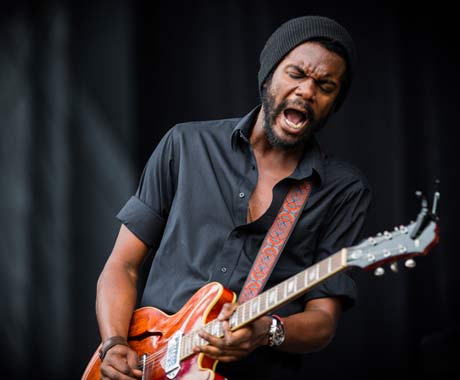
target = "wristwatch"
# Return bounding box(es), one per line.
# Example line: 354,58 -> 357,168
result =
267,315 -> 285,347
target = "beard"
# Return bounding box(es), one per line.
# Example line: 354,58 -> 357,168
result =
261,83 -> 330,151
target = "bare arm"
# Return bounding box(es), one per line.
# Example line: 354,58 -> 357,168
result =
195,296 -> 342,361
96,224 -> 150,380
280,296 -> 342,352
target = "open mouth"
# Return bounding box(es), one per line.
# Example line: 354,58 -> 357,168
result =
283,108 -> 308,130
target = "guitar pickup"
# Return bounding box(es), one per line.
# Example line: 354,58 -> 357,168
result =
165,330 -> 182,379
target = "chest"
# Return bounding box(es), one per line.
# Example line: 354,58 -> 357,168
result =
248,162 -> 296,223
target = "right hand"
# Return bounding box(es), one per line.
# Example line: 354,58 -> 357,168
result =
100,344 -> 143,380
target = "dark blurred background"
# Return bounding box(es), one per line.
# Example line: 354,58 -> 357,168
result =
1,0 -> 458,379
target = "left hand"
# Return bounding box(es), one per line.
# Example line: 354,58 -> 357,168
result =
192,302 -> 272,362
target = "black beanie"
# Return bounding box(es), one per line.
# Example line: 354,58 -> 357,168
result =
258,16 -> 356,111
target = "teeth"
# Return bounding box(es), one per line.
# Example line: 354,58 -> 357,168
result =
284,117 -> 303,129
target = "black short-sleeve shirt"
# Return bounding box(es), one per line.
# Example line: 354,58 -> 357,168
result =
117,106 -> 371,379
117,106 -> 371,317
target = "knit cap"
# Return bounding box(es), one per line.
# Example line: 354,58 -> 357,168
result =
258,16 -> 356,110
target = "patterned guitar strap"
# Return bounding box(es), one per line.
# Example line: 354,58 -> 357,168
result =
238,179 -> 313,303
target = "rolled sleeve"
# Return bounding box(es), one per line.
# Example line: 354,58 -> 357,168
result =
116,127 -> 178,249
303,271 -> 357,310
304,179 -> 372,310
117,196 -> 167,248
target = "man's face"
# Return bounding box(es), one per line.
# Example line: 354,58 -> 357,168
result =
261,41 -> 346,151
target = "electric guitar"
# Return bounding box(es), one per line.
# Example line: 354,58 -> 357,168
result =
82,193 -> 440,380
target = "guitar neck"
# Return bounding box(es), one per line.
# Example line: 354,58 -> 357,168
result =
232,248 -> 348,327
180,248 -> 348,359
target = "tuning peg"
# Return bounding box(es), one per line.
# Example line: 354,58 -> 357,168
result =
390,262 -> 398,273
432,180 -> 440,217
404,259 -> 416,268
415,190 -> 428,209
374,267 -> 385,276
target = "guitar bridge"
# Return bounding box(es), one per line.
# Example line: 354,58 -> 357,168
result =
165,330 -> 182,379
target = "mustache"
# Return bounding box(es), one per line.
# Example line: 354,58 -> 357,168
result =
271,99 -> 315,122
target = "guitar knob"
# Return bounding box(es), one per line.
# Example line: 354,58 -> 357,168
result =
404,259 -> 416,268
374,267 -> 385,276
390,262 -> 399,273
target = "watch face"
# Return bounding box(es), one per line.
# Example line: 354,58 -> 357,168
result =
268,316 -> 285,347
274,325 -> 285,346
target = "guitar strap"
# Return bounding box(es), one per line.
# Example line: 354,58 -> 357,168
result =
238,178 -> 313,303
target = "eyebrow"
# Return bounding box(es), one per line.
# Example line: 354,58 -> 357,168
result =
285,64 -> 337,85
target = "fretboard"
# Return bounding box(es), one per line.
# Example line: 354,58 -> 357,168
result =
180,248 -> 348,360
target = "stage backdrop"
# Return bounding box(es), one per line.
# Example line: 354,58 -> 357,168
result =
1,1 -> 458,379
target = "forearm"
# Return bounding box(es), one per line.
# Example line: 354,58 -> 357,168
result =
96,258 -> 139,341
278,307 -> 338,353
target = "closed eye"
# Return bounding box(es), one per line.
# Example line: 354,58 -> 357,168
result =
287,71 -> 304,79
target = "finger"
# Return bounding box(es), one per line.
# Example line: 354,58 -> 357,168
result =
217,303 -> 238,320
104,348 -> 133,374
223,325 -> 253,346
193,344 -> 244,363
222,320 -> 233,344
198,329 -> 222,348
103,346 -> 142,379
104,356 -> 132,376
126,350 -> 143,378
101,362 -> 140,380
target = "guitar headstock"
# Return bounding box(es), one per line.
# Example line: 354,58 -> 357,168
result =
347,187 -> 440,274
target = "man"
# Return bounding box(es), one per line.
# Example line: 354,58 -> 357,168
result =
95,15 -> 371,380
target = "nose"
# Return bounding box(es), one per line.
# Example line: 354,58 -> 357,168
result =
295,78 -> 316,101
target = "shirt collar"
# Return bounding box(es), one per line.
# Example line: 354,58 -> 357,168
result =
231,105 -> 260,149
231,105 -> 324,184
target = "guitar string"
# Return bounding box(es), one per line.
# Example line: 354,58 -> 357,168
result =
135,242 -> 410,370
137,311 -> 252,368
136,317 -> 236,369
136,327 -> 212,368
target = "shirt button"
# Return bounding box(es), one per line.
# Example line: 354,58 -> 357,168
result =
221,267 -> 227,273
238,192 -> 245,198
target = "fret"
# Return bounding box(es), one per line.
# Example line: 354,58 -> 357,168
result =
267,287 -> 277,308
185,335 -> 191,355
243,301 -> 249,322
218,321 -> 223,336
181,335 -> 186,356
295,273 -> 302,291
229,313 -> 238,329
286,277 -> 296,296
187,335 -> 193,354
259,295 -> 266,315
249,298 -> 260,318
237,306 -> 244,326
211,321 -> 220,336
177,252 -> 350,363
319,259 -> 327,278
192,334 -> 199,346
